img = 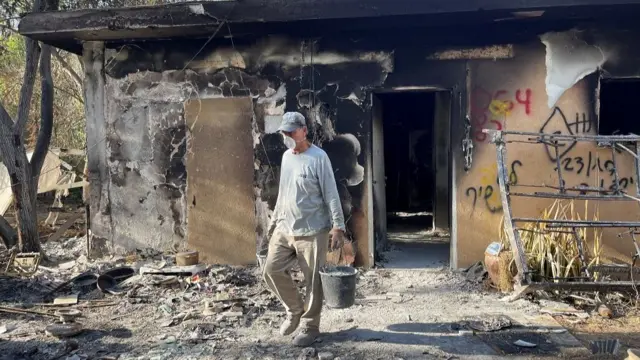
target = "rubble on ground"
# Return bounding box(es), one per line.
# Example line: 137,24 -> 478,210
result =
463,261 -> 488,284
0,236 -> 284,360
3,235 -> 639,359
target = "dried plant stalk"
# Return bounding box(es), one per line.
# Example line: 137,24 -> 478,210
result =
499,200 -> 602,282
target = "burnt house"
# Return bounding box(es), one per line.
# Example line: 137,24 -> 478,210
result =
18,0 -> 640,268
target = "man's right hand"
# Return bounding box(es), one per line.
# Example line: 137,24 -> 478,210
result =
329,228 -> 345,251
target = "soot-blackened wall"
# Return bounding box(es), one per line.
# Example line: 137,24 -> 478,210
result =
86,24 -> 640,267
88,35 -> 403,264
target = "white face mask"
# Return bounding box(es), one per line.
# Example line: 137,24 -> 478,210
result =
282,134 -> 296,149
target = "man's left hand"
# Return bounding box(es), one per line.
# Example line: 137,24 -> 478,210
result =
329,228 -> 345,251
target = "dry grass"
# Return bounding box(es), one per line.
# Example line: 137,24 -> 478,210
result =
500,200 -> 602,282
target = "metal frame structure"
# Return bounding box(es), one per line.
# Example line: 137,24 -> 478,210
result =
484,129 -> 640,293
0,249 -> 41,277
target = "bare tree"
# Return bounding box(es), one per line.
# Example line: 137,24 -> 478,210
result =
0,0 -> 172,250
0,0 -> 57,251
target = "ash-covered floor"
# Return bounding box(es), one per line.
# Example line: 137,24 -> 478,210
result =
384,212 -> 450,269
0,236 -> 597,360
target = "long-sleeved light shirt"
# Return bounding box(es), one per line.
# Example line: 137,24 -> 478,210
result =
269,145 -> 346,237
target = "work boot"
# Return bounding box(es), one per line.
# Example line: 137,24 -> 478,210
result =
279,314 -> 301,336
293,327 -> 320,347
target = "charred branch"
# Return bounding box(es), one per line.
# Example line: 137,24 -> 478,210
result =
31,44 -> 54,179
14,38 -> 40,133
53,85 -> 83,104
52,49 -> 83,91
0,0 -> 58,253
0,215 -> 18,249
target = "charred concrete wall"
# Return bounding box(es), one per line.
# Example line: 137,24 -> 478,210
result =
87,36 -> 395,264
83,24 -> 640,267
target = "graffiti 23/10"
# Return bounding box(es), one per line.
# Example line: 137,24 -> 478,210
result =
554,151 -> 635,193
466,160 -> 523,213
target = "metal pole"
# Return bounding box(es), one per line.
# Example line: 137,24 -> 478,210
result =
493,131 -> 530,285
635,142 -> 640,200
611,144 -> 621,195
553,142 -> 565,193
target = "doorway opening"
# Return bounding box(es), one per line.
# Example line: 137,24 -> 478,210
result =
372,90 -> 452,269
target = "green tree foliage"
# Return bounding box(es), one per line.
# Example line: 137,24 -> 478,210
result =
0,33 -> 84,150
0,0 -> 196,151
0,0 -> 191,250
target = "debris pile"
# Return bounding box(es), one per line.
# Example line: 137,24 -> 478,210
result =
0,237 -> 281,360
463,261 -> 488,285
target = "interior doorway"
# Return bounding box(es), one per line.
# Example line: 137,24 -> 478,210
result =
372,90 -> 452,269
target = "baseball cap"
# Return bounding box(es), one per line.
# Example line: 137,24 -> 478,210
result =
277,112 -> 307,132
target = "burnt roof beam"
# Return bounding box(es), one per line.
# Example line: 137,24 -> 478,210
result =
17,0 -> 640,54
20,0 -> 640,38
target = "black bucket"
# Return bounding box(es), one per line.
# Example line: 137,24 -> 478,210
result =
320,266 -> 357,309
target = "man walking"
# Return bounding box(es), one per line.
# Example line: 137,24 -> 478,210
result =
264,111 -> 346,347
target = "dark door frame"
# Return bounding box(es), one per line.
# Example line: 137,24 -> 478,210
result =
366,60 -> 468,268
369,88 -> 453,264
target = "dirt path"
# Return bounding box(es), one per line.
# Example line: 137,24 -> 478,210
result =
234,268 -> 583,360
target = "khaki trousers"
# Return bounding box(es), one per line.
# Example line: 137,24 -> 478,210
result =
263,230 -> 329,330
